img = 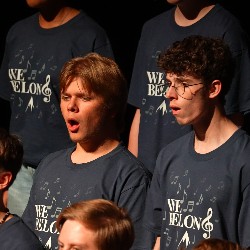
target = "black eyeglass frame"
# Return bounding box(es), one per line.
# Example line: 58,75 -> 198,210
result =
166,80 -> 204,100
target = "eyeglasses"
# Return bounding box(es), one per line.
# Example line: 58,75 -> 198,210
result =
165,79 -> 203,100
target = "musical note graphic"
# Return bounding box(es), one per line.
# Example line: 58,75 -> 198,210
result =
47,197 -> 56,209
50,65 -> 57,71
74,190 -> 80,197
202,208 -> 213,238
45,189 -> 51,199
28,69 -> 37,80
23,60 -> 31,73
30,50 -> 34,59
51,104 -> 57,114
38,64 -> 45,74
62,195 -> 68,202
19,55 -> 24,64
181,190 -> 187,204
40,181 -> 49,190
85,187 -> 93,195
51,207 -> 62,218
210,196 -> 216,203
28,43 -> 33,49
177,183 -> 181,194
18,97 -> 23,107
53,178 -> 60,184
48,56 -> 54,61
194,187 -> 199,196
15,49 -> 23,57
145,105 -> 154,115
171,176 -> 179,184
218,181 -> 224,190
182,201 -> 194,213
163,210 -> 167,220
164,228 -> 172,247
196,194 -> 203,205
36,58 -> 41,65
206,185 -> 212,192
38,111 -> 43,119
152,50 -> 161,59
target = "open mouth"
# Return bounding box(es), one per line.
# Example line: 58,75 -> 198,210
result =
170,105 -> 180,111
67,118 -> 80,132
170,105 -> 180,115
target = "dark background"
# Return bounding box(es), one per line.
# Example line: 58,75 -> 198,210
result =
1,1 -> 249,143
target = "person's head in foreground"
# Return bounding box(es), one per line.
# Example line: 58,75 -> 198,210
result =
158,35 -> 233,127
56,199 -> 134,250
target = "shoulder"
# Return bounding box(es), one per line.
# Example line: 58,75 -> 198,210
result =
1,216 -> 43,249
8,13 -> 37,33
210,4 -> 244,31
5,13 -> 38,43
232,129 -> 250,147
108,143 -> 152,180
72,10 -> 107,32
141,8 -> 173,31
35,147 -> 72,173
160,132 -> 192,152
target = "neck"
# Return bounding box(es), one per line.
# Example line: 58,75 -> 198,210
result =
39,7 -> 80,29
175,0 -> 215,26
72,139 -> 120,164
193,108 -> 239,154
0,208 -> 11,224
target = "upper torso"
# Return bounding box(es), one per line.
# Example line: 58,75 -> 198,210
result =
128,4 -> 250,174
22,143 -> 152,249
144,129 -> 250,249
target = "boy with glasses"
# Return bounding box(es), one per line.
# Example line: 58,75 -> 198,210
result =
143,35 -> 250,250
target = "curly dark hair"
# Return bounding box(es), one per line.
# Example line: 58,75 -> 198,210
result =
158,35 -> 234,103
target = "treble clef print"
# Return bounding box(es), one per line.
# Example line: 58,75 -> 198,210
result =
201,208 -> 213,239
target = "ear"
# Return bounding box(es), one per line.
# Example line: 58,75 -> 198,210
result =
209,80 -> 222,99
0,172 -> 12,190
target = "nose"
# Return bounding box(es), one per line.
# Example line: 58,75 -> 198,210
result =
165,85 -> 177,99
67,99 -> 79,112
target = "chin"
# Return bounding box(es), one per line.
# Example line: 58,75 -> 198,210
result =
69,134 -> 79,143
176,119 -> 188,126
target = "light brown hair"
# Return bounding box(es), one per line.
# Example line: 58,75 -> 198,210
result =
56,199 -> 134,250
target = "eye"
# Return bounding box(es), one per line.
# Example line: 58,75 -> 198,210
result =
61,94 -> 70,101
80,96 -> 91,101
58,242 -> 64,249
166,81 -> 172,88
181,82 -> 189,89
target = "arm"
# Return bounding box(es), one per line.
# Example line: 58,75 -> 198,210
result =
153,237 -> 161,250
128,108 -> 140,156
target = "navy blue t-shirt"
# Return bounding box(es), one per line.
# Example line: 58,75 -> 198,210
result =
0,10 -> 114,167
22,143 -> 153,250
144,129 -> 250,249
0,215 -> 44,250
